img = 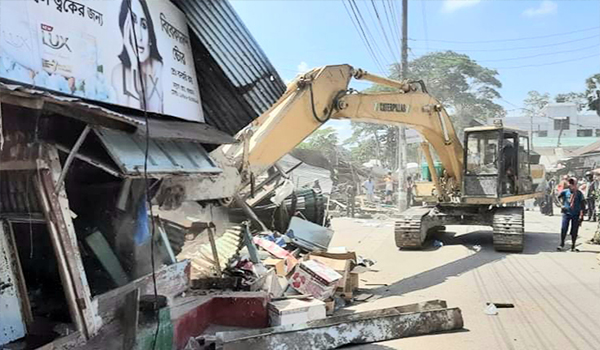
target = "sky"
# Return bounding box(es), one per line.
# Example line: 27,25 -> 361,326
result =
229,0 -> 600,141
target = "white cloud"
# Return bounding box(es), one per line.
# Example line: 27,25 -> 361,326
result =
442,0 -> 481,13
523,1 -> 557,17
297,61 -> 309,74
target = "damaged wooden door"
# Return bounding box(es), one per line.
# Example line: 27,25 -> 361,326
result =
0,221 -> 26,345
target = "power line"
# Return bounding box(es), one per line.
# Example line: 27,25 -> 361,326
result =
410,34 -> 599,53
495,52 -> 600,69
420,0 -> 430,53
383,0 -> 402,58
501,98 -> 590,129
478,44 -> 599,63
369,0 -> 398,63
409,26 -> 600,44
350,0 -> 392,71
342,0 -> 386,74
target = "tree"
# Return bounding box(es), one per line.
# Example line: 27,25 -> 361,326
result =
585,73 -> 600,116
389,51 -> 506,131
345,122 -> 398,169
523,90 -> 550,118
555,92 -> 587,111
297,127 -> 340,164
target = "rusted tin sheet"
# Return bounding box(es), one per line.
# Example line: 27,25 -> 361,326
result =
173,0 -> 286,136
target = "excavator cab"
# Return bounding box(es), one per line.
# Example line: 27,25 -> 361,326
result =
463,123 -> 534,202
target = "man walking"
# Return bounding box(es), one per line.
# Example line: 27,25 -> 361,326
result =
557,178 -> 586,252
362,176 -> 375,203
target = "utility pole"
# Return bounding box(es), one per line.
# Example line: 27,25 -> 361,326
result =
397,0 -> 409,212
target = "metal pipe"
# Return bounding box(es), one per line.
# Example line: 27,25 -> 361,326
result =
55,125 -> 92,193
352,69 -> 411,92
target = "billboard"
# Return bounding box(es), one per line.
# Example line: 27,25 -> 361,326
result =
0,0 -> 204,122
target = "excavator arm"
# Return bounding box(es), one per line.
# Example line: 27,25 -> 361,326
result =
220,64 -> 464,196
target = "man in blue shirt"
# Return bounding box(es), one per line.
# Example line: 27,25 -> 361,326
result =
557,178 -> 586,251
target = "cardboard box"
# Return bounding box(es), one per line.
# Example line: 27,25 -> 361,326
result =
264,258 -> 286,277
289,260 -> 342,300
307,255 -> 351,290
268,298 -> 326,326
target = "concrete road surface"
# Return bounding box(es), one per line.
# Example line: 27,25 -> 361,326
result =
329,210 -> 600,350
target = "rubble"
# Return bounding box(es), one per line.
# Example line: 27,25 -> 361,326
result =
214,300 -> 464,350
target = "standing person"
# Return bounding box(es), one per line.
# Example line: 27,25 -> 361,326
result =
406,176 -> 414,207
545,175 -> 555,216
585,172 -> 598,221
557,175 -> 569,193
345,184 -> 356,218
385,172 -> 394,204
557,178 -> 586,252
362,177 -> 375,203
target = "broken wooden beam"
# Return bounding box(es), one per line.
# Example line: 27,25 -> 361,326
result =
215,300 -> 463,350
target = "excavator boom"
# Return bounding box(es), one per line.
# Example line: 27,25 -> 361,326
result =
221,64 -> 463,195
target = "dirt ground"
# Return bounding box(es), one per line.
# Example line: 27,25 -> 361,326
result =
329,210 -> 600,350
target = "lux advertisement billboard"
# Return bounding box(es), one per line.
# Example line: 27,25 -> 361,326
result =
0,0 -> 204,122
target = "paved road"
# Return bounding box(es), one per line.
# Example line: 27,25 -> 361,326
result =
329,210 -> 600,350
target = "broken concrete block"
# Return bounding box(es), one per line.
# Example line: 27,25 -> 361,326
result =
268,298 -> 326,326
288,260 -> 342,300
216,299 -> 464,350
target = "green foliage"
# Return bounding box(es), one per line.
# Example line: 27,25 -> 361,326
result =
390,51 -> 506,130
346,122 -> 397,168
585,73 -> 600,115
555,92 -> 587,111
297,127 -> 340,164
523,90 -> 550,117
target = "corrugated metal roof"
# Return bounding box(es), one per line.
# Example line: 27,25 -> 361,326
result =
95,127 -> 222,176
173,0 -> 286,136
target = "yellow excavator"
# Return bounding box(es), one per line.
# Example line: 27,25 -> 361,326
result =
219,64 -> 541,252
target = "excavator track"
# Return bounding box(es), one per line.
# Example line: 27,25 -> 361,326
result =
492,207 -> 524,252
394,207 -> 432,249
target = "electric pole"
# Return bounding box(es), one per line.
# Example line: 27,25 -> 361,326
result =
397,0 -> 409,211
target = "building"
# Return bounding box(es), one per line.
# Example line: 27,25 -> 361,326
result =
504,103 -> 599,150
0,1 -> 283,349
503,103 -> 599,166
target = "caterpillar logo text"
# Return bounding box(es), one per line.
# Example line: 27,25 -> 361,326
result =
375,102 -> 410,113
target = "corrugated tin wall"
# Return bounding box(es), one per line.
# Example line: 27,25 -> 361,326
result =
173,0 -> 287,136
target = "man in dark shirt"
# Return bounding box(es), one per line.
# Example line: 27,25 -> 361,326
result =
557,178 -> 586,251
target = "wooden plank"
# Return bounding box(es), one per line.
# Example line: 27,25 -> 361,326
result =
0,160 -> 39,171
85,230 -> 129,287
35,176 -> 87,336
95,260 -> 190,325
6,223 -> 33,325
39,145 -> 98,336
122,288 -> 140,350
207,226 -> 222,277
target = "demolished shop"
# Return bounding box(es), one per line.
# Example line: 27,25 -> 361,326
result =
0,0 -> 287,348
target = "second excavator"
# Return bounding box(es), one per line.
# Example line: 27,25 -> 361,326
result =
219,64 -> 541,252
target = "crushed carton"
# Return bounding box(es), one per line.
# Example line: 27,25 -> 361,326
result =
264,258 -> 287,277
289,259 -> 342,300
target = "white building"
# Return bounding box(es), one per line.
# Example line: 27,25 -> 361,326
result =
504,103 -> 600,165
